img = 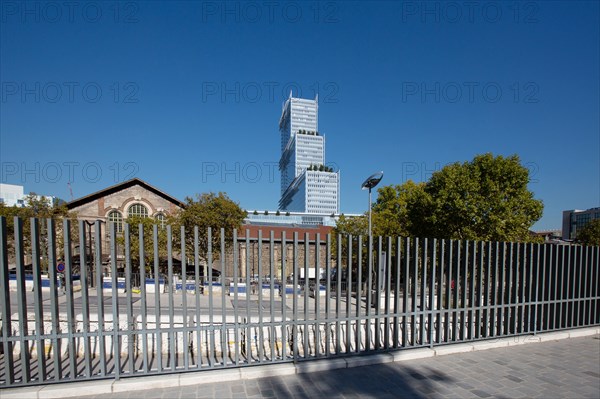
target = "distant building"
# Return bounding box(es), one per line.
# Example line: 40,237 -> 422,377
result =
562,207 -> 600,240
67,178 -> 185,270
278,94 -> 340,214
0,183 -> 56,207
245,211 -> 341,227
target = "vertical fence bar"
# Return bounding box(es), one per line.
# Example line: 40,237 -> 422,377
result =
167,226 -> 175,371
587,246 -> 593,325
76,221 -> 91,379
460,240 -> 468,341
293,232 -> 299,360
32,219 -> 48,382
245,231 -> 252,364
281,231 -> 287,361
233,229 -> 240,366
194,227 -> 201,368
95,221 -> 105,377
207,227 -> 214,367
153,225 -> 162,372
428,239 -> 436,348
139,225 -> 148,374
124,224 -> 134,375
375,237 -> 382,349
411,237 -> 418,346
453,240 -> 460,341
549,245 -> 557,330
419,238 -> 426,346
498,242 -> 506,336
110,222 -> 121,379
393,237 -> 401,348
356,236 -> 363,352
315,233 -> 321,358
468,241 -> 475,340
535,244 -> 543,333
402,237 -> 409,347
527,243 -> 534,332
258,230 -> 264,362
366,235 -> 373,350
335,234 -> 341,355
0,217 -> 14,385
445,239 -> 452,342
181,226 -> 189,370
591,245 -> 597,325
436,239 -> 443,344
269,231 -> 275,362
385,237 -> 392,350
346,235 -> 352,354
220,229 -> 227,365
483,242 -> 491,338
14,218 -> 31,383
63,219 -> 77,380
325,234 -> 331,356
572,245 -> 580,327
476,241 -> 483,339
443,240 -> 454,342
303,232 -> 309,358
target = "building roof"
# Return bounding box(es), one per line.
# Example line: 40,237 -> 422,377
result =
66,178 -> 185,210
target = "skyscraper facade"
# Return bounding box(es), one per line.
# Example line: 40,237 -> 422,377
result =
278,95 -> 340,214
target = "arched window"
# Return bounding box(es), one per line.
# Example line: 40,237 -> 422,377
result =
128,203 -> 149,218
108,210 -> 123,233
155,212 -> 166,228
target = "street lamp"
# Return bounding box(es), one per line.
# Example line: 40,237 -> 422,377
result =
361,171 -> 384,236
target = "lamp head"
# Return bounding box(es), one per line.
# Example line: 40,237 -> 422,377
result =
361,171 -> 384,190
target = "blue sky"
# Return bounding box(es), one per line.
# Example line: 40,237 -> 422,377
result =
1,1 -> 598,230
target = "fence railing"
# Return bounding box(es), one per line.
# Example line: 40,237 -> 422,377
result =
0,216 -> 598,388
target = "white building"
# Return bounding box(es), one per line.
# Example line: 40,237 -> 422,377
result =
0,183 -> 25,207
278,94 -> 340,214
0,183 -> 55,207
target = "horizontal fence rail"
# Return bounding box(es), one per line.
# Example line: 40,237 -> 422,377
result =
0,216 -> 599,388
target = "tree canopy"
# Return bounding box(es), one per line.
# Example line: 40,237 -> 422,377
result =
335,153 -> 543,243
577,219 -> 600,246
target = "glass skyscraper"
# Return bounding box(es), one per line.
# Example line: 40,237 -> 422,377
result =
278,94 -> 340,214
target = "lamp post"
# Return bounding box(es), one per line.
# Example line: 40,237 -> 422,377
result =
361,171 -> 384,236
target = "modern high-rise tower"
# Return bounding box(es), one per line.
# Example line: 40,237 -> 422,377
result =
278,94 -> 340,214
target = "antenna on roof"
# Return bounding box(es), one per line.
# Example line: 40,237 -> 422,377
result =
315,93 -> 318,102
289,90 -> 292,98
67,182 -> 74,201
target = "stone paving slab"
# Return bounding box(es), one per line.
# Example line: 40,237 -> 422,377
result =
3,328 -> 599,399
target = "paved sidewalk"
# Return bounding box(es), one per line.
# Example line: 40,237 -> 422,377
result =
78,335 -> 600,399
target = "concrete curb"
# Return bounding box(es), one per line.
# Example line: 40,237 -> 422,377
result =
2,327 -> 598,398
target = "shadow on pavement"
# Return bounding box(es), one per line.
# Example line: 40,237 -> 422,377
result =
252,361 -> 455,398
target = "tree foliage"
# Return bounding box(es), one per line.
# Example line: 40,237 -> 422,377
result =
417,154 -> 543,242
334,153 -> 543,246
577,219 -> 600,246
0,194 -> 74,271
173,192 -> 246,262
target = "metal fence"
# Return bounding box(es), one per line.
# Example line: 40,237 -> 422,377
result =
0,216 -> 599,388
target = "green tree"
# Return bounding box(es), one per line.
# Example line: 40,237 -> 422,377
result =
174,192 -> 246,263
116,215 -> 171,274
577,219 -> 600,246
371,180 -> 426,238
0,194 -> 75,271
415,153 -> 543,241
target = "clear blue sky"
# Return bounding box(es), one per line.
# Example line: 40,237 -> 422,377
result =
1,1 -> 598,230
